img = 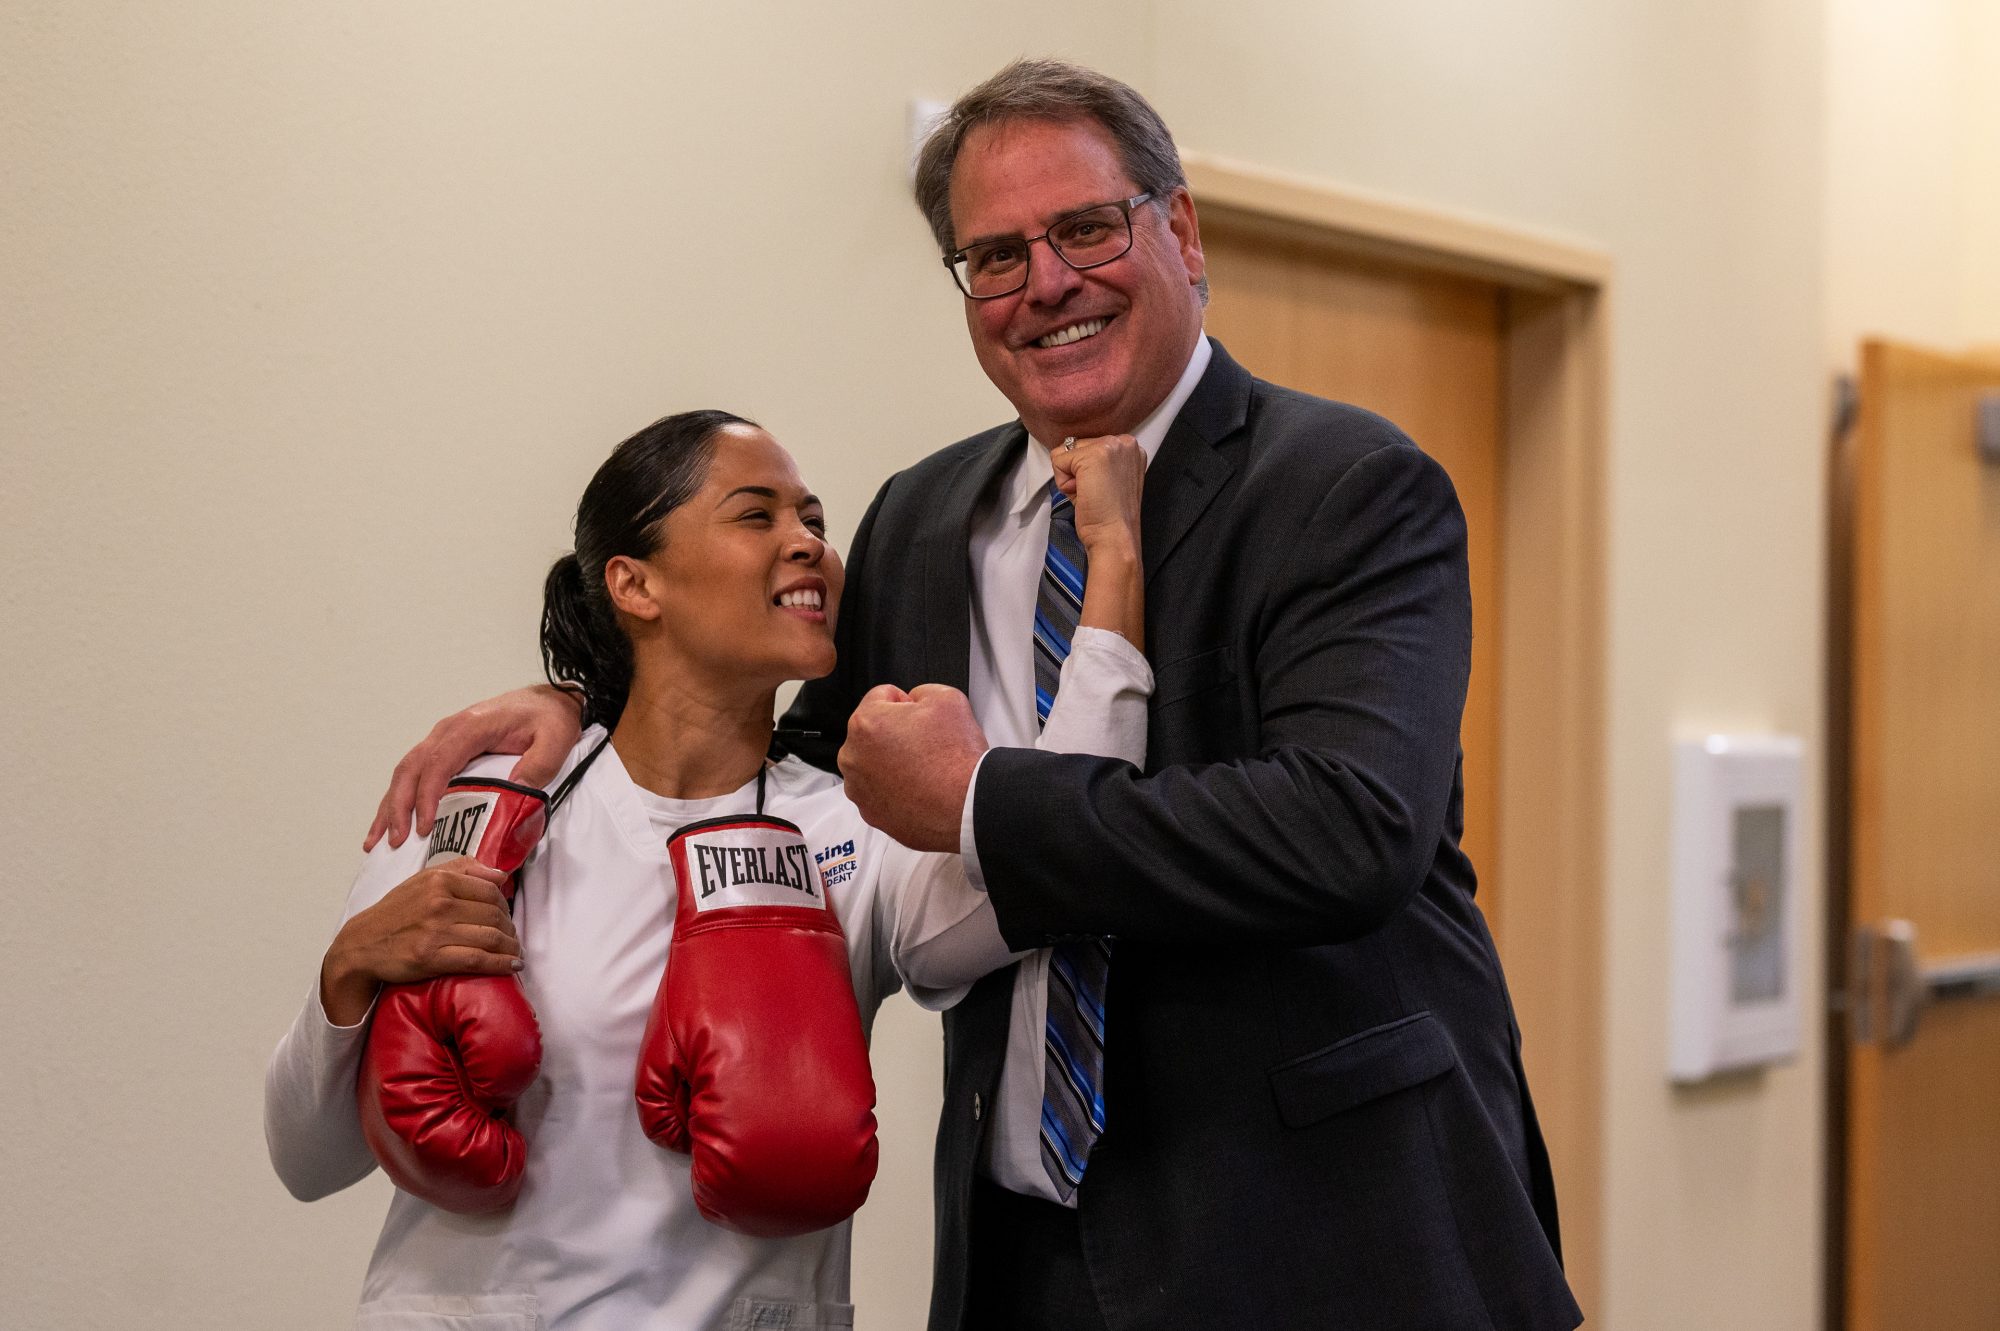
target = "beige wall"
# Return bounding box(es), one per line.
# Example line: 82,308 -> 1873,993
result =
1826,0 -> 2000,361
9,4 -> 1992,1329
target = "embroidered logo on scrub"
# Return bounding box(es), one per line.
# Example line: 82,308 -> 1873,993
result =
815,839 -> 858,891
679,824 -> 826,913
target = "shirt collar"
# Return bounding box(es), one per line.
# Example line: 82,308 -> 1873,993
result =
1002,334 -> 1214,519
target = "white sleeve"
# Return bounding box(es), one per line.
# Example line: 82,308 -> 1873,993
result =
883,627 -> 1154,999
958,625 -> 1154,888
1036,626 -> 1153,766
263,836 -> 427,1202
878,836 -> 1025,1010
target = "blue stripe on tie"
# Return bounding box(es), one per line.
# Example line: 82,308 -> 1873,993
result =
1047,1050 -> 1098,1129
1049,950 -> 1107,1040
1048,951 -> 1107,1044
1040,1099 -> 1087,1174
1044,1022 -> 1097,1108
1043,546 -> 1086,603
1034,684 -> 1055,722
1043,1023 -> 1104,1129
1032,610 -> 1073,663
1040,1103 -> 1087,1182
1040,1135 -> 1079,1192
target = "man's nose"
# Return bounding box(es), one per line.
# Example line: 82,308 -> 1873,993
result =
1022,236 -> 1084,306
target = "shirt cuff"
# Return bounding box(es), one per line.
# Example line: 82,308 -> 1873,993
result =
313,983 -> 379,1036
959,748 -> 997,893
1065,625 -> 1153,686
1040,626 -> 1154,768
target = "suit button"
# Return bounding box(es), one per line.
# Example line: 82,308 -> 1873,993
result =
972,1093 -> 984,1121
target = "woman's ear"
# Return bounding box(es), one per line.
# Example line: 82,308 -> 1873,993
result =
604,554 -> 663,622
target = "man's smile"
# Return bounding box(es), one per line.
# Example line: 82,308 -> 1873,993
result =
1033,316 -> 1111,349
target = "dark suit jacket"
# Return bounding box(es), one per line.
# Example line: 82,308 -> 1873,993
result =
788,341 -> 1581,1331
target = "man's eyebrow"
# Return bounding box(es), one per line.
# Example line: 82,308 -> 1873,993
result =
955,200 -> 1113,251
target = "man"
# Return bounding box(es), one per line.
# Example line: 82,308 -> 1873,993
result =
371,58 -> 1579,1331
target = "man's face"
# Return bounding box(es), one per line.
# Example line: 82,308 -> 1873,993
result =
947,116 -> 1206,444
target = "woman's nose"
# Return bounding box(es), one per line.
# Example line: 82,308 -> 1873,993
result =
784,528 -> 824,562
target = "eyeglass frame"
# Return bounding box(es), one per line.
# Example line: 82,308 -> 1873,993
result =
942,191 -> 1156,300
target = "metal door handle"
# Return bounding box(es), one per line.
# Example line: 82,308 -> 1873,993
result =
1924,951 -> 2000,1002
1850,920 -> 2000,1047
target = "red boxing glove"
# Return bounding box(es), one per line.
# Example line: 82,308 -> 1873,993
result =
357,778 -> 549,1214
634,814 -> 880,1237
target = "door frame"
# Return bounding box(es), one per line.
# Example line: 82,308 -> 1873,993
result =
1182,152 -> 1613,1313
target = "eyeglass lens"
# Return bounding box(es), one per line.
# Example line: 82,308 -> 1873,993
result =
954,204 -> 1134,299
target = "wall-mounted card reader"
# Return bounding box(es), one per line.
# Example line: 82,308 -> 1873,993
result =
1668,734 -> 1806,1083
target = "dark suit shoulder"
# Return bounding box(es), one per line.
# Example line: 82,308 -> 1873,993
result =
1241,377 -> 1423,475
878,421 -> 1019,498
1215,376 -> 1460,532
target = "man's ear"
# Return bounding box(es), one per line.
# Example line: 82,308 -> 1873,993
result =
604,554 -> 664,622
1167,187 -> 1205,287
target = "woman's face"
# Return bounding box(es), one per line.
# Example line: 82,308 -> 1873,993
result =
618,424 -> 844,693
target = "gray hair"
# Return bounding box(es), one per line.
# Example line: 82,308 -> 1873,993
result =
913,57 -> 1190,258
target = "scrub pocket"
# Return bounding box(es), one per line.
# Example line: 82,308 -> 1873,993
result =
726,1297 -> 856,1330
355,1292 -> 540,1330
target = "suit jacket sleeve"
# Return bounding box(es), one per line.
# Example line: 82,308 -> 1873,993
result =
972,441 -> 1472,949
782,474 -> 895,772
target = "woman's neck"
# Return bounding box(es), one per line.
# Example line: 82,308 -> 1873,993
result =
609,676 -> 777,802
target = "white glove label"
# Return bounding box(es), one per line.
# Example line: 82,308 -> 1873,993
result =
678,824 -> 828,913
426,792 -> 496,867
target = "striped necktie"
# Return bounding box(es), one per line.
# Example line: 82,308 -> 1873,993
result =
1033,481 -> 1112,1200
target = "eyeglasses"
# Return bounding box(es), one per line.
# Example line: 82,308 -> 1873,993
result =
944,192 -> 1154,300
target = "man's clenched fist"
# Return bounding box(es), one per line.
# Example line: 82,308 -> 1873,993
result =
837,684 -> 990,853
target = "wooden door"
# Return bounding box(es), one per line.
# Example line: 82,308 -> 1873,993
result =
1200,221 -> 1505,923
1837,339 -> 2000,1329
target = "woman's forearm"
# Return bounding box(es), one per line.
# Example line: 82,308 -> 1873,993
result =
1076,537 -> 1143,647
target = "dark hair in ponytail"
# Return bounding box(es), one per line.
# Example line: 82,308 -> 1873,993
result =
540,409 -> 755,728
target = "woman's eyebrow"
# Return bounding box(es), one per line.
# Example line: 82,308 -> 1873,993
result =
716,485 -> 819,509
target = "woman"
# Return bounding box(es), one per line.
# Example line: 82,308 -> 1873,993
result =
265,410 -> 1150,1329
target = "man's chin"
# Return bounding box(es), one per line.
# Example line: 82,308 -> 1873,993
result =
1018,382 -> 1128,441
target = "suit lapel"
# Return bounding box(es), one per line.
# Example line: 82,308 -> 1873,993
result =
1143,339 -> 1252,580
922,424 -> 1024,689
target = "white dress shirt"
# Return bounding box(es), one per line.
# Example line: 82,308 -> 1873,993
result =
959,333 -> 1212,1204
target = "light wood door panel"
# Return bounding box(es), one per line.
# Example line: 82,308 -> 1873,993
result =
1201,222 -> 1505,923
1842,339 -> 2000,1330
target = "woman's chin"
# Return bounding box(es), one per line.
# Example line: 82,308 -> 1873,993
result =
793,644 -> 838,682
